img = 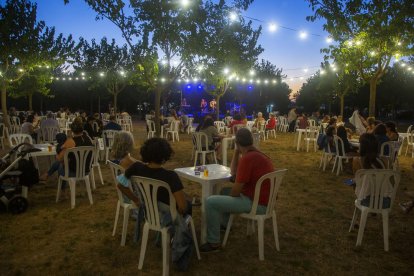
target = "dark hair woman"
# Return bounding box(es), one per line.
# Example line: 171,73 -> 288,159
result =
385,121 -> 399,141
124,138 -> 189,215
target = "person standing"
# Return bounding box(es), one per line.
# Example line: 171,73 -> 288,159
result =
200,128 -> 274,252
287,107 -> 297,132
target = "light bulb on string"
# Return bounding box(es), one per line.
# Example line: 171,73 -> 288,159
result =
268,23 -> 277,32
299,31 -> 307,39
326,37 -> 333,43
223,68 -> 230,75
181,0 -> 190,7
229,12 -> 238,22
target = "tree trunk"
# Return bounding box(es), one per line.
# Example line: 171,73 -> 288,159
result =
216,95 -> 221,120
113,92 -> 118,114
154,87 -> 162,137
1,83 -> 9,128
368,78 -> 377,117
340,94 -> 344,117
28,92 -> 33,111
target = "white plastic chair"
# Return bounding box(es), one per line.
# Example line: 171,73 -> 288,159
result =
332,135 -> 353,175
146,120 -> 156,139
257,121 -> 266,141
246,121 -> 255,130
405,129 -> 414,158
108,161 -> 138,246
102,130 -> 119,162
165,120 -> 180,142
319,138 -> 336,171
40,126 -> 59,143
214,121 -> 226,133
349,169 -> 400,251
9,116 -> 21,134
130,176 -> 201,276
56,146 -> 94,209
222,169 -> 288,260
192,132 -> 217,166
303,127 -> 319,152
9,134 -> 33,147
380,141 -> 402,170
187,117 -> 194,134
265,119 -> 276,139
90,138 -> 104,189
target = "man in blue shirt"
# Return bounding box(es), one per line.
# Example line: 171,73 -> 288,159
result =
104,115 -> 122,131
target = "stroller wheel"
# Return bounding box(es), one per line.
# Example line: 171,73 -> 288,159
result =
8,196 -> 28,214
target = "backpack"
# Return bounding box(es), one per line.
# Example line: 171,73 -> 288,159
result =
317,133 -> 328,150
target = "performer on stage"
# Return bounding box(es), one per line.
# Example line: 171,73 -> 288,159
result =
210,98 -> 217,112
200,98 -> 208,112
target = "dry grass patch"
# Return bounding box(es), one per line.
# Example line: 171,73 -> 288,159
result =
1,122 -> 414,275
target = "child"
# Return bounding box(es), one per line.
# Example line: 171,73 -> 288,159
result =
39,133 -> 67,181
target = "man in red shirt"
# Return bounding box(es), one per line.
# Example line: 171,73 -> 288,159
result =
200,128 -> 274,252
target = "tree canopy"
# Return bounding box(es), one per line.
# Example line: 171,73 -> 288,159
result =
307,0 -> 414,116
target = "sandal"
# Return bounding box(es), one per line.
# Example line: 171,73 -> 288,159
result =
399,201 -> 414,214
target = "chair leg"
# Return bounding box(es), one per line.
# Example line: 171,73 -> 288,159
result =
90,169 -> 96,190
336,159 -> 342,176
85,177 -> 93,205
56,177 -> 62,202
222,214 -> 234,247
138,223 -> 149,270
97,165 -> 104,185
121,206 -> 130,246
69,180 -> 76,209
202,152 -> 206,165
332,157 -> 337,173
257,218 -> 265,261
382,211 -> 389,251
272,211 -> 280,251
189,218 -> 201,260
112,201 -> 121,236
349,207 -> 357,232
356,210 -> 368,247
161,229 -> 170,276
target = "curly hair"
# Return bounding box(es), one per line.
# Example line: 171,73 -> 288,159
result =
70,117 -> 84,134
111,131 -> 134,159
140,138 -> 173,164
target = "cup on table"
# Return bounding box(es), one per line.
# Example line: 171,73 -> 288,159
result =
48,144 -> 53,152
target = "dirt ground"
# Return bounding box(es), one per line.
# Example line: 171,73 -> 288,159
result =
1,121 -> 413,275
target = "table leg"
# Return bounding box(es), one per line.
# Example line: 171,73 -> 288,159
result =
222,139 -> 228,166
200,183 -> 214,244
296,131 -> 302,151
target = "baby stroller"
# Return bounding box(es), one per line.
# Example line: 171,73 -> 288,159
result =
0,143 -> 40,214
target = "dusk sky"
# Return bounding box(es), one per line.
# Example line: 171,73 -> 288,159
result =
31,0 -> 329,93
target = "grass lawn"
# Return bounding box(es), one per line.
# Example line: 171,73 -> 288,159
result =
1,121 -> 413,275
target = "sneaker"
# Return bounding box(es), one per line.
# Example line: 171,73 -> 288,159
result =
199,243 -> 221,253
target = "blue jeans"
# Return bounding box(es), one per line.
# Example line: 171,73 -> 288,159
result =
206,188 -> 267,244
47,161 -> 61,176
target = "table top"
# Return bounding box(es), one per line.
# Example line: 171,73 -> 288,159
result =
30,143 -> 57,156
175,164 -> 232,183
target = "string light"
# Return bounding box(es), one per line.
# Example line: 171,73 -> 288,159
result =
326,37 -> 333,43
268,23 -> 278,32
299,31 -> 308,40
181,0 -> 190,7
229,12 -> 238,22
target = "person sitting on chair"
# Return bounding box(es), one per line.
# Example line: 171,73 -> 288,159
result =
200,128 -> 274,252
104,115 -> 122,131
123,138 -> 191,215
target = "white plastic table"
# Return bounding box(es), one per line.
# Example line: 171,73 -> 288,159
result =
221,136 -> 235,166
349,139 -> 360,148
29,143 -> 57,157
175,164 -> 232,243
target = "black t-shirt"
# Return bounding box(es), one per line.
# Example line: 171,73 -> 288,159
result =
125,162 -> 183,205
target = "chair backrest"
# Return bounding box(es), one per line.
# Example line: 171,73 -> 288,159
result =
92,121 -> 100,134
92,138 -> 104,164
170,120 -> 180,132
9,134 -> 33,147
257,121 -> 265,132
146,120 -> 156,132
57,118 -> 66,130
62,146 -> 94,179
380,141 -> 401,169
107,160 -> 128,204
10,116 -> 21,126
305,126 -> 319,139
246,121 -> 255,129
408,129 -> 414,144
192,132 -> 210,151
130,176 -> 177,229
308,119 -> 316,127
333,135 -> 346,156
102,130 -> 119,148
248,169 -> 288,216
252,132 -> 260,149
41,126 -> 59,143
354,169 -> 400,211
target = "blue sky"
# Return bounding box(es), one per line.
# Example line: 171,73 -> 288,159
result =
30,0 -> 328,92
